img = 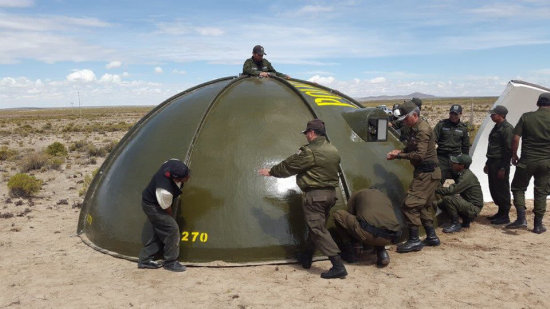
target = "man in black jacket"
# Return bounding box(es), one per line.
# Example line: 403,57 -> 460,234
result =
138,159 -> 190,272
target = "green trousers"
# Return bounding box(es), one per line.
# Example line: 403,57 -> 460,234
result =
302,189 -> 340,257
403,168 -> 441,227
333,209 -> 392,247
511,159 -> 550,216
440,195 -> 482,219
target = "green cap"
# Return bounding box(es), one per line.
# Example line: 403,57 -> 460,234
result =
450,153 -> 472,166
396,101 -> 419,121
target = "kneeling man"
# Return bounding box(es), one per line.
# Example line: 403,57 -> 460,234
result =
435,154 -> 483,233
333,188 -> 402,267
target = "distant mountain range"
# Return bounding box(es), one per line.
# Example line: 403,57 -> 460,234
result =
356,92 -> 437,101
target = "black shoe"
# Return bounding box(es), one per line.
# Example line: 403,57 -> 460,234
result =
491,216 -> 511,225
163,261 -> 186,272
339,243 -> 357,264
461,216 -> 471,228
321,256 -> 347,279
422,225 -> 440,246
137,260 -> 162,269
297,250 -> 314,269
443,222 -> 462,233
505,208 -> 527,229
487,209 -> 502,221
397,227 -> 424,253
533,215 -> 547,234
375,246 -> 390,267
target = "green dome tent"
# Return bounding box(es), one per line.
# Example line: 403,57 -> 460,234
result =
77,76 -> 412,264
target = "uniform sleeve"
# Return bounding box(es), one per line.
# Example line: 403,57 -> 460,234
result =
436,174 -> 471,196
513,116 -> 524,136
242,59 -> 259,76
433,121 -> 442,144
399,126 -> 431,161
270,147 -> 315,177
462,124 -> 470,154
155,188 -> 173,209
499,124 -> 514,169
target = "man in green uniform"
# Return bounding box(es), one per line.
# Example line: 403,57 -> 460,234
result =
333,188 -> 402,267
484,105 -> 514,225
435,154 -> 483,233
258,119 -> 346,279
508,92 -> 550,233
434,104 -> 470,183
242,45 -> 290,78
387,101 -> 442,253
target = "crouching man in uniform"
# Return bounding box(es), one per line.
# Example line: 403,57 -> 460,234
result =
333,188 -> 402,267
259,119 -> 346,279
138,159 -> 190,272
435,154 -> 483,233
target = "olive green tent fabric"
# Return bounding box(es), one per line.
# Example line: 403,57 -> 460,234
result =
78,76 -> 412,263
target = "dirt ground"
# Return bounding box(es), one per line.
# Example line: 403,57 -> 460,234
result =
1,105 -> 549,308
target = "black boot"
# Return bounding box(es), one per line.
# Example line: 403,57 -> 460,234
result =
423,224 -> 440,246
297,250 -> 314,269
321,255 -> 347,279
487,207 -> 502,220
491,213 -> 511,225
460,214 -> 471,228
533,215 -> 547,234
396,226 -> 424,253
163,261 -> 186,272
339,242 -> 357,263
443,216 -> 462,233
375,246 -> 390,267
506,208 -> 527,229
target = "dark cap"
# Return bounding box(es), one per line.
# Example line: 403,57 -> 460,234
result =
253,45 -> 266,56
450,104 -> 462,114
411,97 -> 422,109
302,119 -> 326,134
164,159 -> 190,179
489,105 -> 508,116
396,101 -> 419,121
537,92 -> 550,106
450,153 -> 472,166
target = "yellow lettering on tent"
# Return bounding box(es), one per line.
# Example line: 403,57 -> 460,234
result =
181,231 -> 208,243
289,81 -> 357,109
86,214 -> 93,225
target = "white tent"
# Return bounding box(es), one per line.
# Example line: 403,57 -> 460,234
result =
470,80 -> 550,202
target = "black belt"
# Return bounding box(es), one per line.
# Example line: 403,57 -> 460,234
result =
414,160 -> 438,173
357,218 -> 402,244
303,187 -> 335,192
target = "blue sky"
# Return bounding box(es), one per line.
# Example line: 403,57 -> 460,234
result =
1,0 -> 549,108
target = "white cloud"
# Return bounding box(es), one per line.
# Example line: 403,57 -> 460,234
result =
67,69 -> 96,82
99,73 -> 121,83
0,0 -> 33,8
369,77 -> 386,83
195,27 -> 224,36
154,67 -> 163,74
106,61 -> 122,69
122,72 -> 129,77
308,75 -> 335,85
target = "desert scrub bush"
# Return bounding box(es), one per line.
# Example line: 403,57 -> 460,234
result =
0,146 -> 18,161
86,144 -> 107,157
79,169 -> 98,196
48,156 -> 64,170
69,140 -> 90,152
7,173 -> 42,198
42,122 -> 53,130
46,142 -> 68,157
102,140 -> 119,153
19,152 -> 49,172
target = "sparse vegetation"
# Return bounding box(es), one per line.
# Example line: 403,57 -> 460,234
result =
79,169 -> 98,196
7,173 -> 43,198
19,152 -> 49,172
46,142 -> 68,157
0,146 -> 17,161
